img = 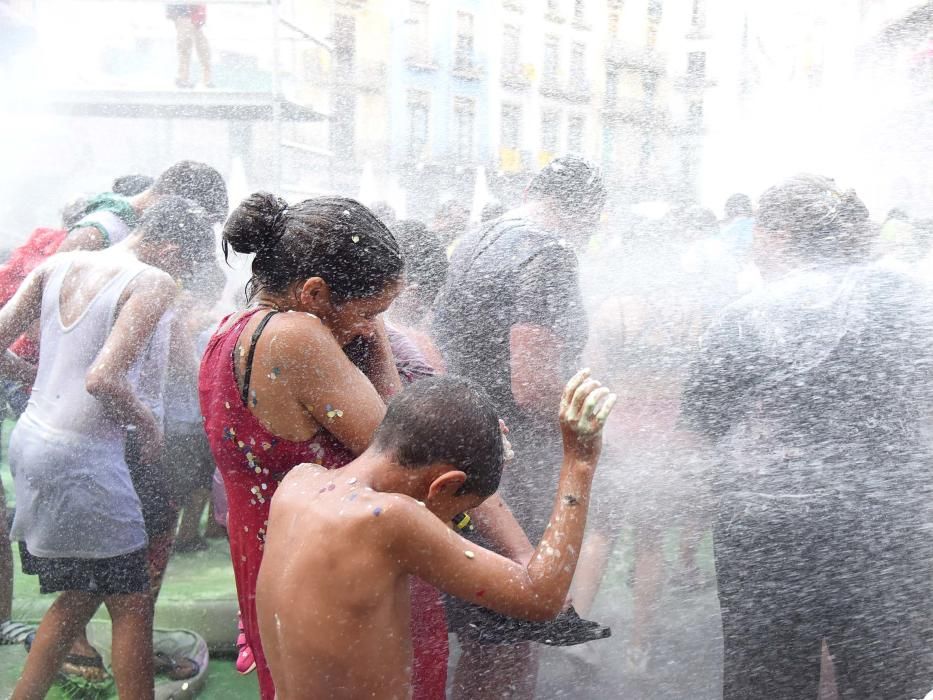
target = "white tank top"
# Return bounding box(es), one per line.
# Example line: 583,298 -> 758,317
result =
9,252 -> 171,559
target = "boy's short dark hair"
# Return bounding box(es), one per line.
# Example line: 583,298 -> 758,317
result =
152,161 -> 228,223
373,376 -> 504,498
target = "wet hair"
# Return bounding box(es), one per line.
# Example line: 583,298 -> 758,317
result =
223,192 -> 404,304
372,376 -> 504,498
60,197 -> 90,230
757,174 -> 871,262
392,219 -> 448,310
481,202 -> 507,223
152,161 -> 228,223
526,156 -> 607,220
135,195 -> 215,265
112,174 -> 154,197
724,193 -> 753,219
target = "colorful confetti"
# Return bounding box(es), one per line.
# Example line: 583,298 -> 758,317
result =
324,405 -> 344,420
464,550 -> 475,560
347,477 -> 358,485
373,507 -> 383,517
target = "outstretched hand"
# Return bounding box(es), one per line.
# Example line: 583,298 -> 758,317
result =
559,369 -> 617,463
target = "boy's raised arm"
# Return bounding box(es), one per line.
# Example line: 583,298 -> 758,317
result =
392,370 -> 616,621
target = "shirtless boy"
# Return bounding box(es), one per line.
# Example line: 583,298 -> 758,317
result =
257,369 -> 616,699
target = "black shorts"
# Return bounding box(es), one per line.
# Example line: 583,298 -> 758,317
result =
19,543 -> 150,596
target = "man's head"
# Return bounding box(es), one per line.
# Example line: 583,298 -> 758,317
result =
112,174 -> 154,197
371,376 -> 505,518
724,193 -> 753,220
391,219 -> 449,325
525,156 -> 607,241
134,195 -> 216,281
151,160 -> 228,223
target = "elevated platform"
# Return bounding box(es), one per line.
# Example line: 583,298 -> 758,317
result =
40,88 -> 329,122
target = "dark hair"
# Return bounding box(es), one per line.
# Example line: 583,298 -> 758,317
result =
392,219 -> 448,310
886,207 -> 909,222
757,174 -> 871,262
372,376 -> 504,498
60,197 -> 90,230
527,156 -> 607,219
223,192 -> 404,303
152,161 -> 228,223
112,174 -> 154,197
724,193 -> 753,219
136,195 -> 215,265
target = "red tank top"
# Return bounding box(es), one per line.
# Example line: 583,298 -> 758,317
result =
198,308 -> 447,699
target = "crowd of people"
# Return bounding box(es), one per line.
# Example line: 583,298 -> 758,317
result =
0,155 -> 930,700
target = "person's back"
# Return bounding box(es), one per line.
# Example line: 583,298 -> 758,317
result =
11,248 -> 166,559
259,466 -> 416,699
435,215 -> 584,423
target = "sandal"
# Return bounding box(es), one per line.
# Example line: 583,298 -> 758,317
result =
25,632 -> 111,684
153,651 -> 200,681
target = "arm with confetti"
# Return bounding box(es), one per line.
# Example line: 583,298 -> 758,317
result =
391,370 -> 616,620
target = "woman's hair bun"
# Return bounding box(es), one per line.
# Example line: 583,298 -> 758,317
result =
222,191 -> 288,255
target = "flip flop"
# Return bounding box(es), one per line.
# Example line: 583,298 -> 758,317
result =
0,621 -> 35,645
25,633 -> 111,684
153,650 -> 200,681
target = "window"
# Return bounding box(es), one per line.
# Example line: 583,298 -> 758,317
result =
454,97 -> 475,161
502,24 -> 521,74
408,91 -> 430,159
455,12 -> 475,71
407,0 -> 431,64
570,42 -> 586,84
687,51 -> 706,84
574,0 -> 585,22
642,71 -> 658,102
543,36 -> 560,85
605,68 -> 618,108
333,14 -> 355,77
541,108 -> 560,153
567,114 -> 584,153
331,91 -> 356,158
501,103 -> 522,148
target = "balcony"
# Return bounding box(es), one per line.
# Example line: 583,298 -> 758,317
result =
540,78 -> 593,104
605,41 -> 666,74
501,64 -> 532,91
452,56 -> 484,81
330,61 -> 387,93
601,96 -> 667,129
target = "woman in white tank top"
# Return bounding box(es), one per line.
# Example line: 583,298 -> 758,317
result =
0,196 -> 215,700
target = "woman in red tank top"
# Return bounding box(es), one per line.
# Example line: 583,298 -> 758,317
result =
198,193 -> 447,700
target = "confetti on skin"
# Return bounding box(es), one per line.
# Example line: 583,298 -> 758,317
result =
416,501 -> 426,507
351,235 -> 360,243
325,405 -> 344,420
464,550 -> 475,560
347,477 -> 358,485
327,483 -> 336,491
348,493 -> 358,502
563,494 -> 580,507
262,442 -> 273,451
373,507 -> 383,517
268,367 -> 281,381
